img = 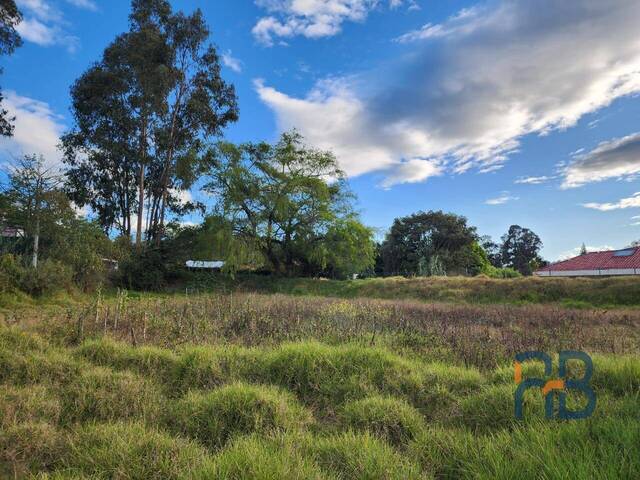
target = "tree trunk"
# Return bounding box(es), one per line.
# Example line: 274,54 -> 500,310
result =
135,121 -> 147,247
32,216 -> 40,268
32,189 -> 41,268
136,162 -> 145,247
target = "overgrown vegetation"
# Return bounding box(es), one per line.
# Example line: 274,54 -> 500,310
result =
1,305 -> 638,479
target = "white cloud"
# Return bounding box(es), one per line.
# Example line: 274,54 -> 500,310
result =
562,132 -> 640,188
16,0 -> 91,52
515,175 -> 554,185
0,91 -> 66,170
379,158 -> 442,189
582,192 -> 640,212
171,188 -> 193,206
221,50 -> 243,73
65,0 -> 97,10
484,192 -> 519,206
17,0 -> 61,22
258,0 -> 640,187
253,0 -> 411,45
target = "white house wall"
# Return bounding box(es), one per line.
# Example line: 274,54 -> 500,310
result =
535,269 -> 639,277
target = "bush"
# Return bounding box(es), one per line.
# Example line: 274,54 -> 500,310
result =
118,248 -> 168,291
0,254 -> 24,293
339,396 -> 425,447
169,383 -> 312,449
20,259 -> 74,296
58,422 -> 217,479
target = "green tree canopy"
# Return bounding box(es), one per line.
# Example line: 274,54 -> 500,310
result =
203,131 -> 374,277
0,0 -> 22,136
62,0 -> 238,242
500,224 -> 543,276
380,210 -> 478,276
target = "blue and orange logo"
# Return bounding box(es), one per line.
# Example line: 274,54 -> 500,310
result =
514,351 -> 596,420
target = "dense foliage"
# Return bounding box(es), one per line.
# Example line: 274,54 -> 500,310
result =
202,132 -> 375,278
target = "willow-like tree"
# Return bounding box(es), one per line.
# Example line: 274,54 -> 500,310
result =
203,132 -> 375,277
62,0 -> 238,243
0,0 -> 22,136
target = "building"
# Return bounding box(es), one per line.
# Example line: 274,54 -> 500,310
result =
185,260 -> 225,270
535,247 -> 640,277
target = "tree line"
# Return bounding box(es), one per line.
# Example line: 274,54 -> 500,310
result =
0,0 -> 545,295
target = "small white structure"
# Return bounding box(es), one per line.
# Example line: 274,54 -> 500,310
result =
186,260 -> 225,270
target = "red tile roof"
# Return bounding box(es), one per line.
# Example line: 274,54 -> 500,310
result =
538,248 -> 640,272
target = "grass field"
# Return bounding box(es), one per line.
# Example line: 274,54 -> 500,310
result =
1,278 -> 639,478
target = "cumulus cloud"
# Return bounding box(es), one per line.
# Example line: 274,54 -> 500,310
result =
515,175 -> 554,185
253,0 -> 412,45
379,158 -> 442,189
15,0 -> 94,52
582,192 -> 640,212
0,91 -> 66,169
257,0 -> 640,187
484,192 -> 519,206
221,50 -> 243,73
562,132 -> 640,188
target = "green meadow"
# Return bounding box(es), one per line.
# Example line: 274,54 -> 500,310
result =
1,283 -> 639,479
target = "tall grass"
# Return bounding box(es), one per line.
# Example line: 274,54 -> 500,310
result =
1,283 -> 639,479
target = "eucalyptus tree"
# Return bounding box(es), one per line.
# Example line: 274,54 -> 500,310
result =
62,0 -> 238,244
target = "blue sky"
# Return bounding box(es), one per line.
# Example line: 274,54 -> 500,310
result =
3,0 -> 640,260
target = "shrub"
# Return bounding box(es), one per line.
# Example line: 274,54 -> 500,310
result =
169,383 -> 312,449
212,434 -> 326,480
0,254 -> 24,293
339,396 -> 425,447
59,422 -> 217,479
19,259 -> 74,296
118,248 -> 168,291
58,367 -> 165,424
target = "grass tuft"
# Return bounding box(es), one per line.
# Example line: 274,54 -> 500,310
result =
339,395 -> 425,447
169,382 -> 312,449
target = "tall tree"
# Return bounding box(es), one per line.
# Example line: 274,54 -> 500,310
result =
380,211 -> 478,276
203,131 -> 373,277
62,0 -> 238,244
500,225 -> 543,276
0,0 -> 22,136
2,155 -> 64,268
